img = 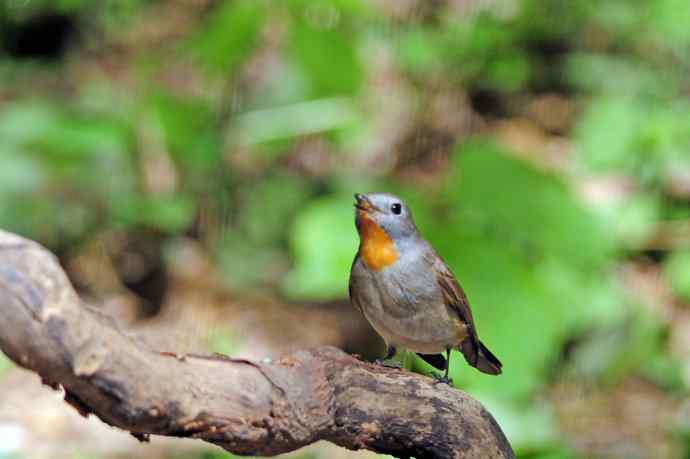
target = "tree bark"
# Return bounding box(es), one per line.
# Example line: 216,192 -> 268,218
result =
0,230 -> 514,459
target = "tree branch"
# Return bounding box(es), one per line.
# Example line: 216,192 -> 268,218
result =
0,230 -> 514,459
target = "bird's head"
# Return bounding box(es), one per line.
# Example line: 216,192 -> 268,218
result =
354,192 -> 419,243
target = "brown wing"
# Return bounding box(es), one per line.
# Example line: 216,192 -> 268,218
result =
429,252 -> 479,340
428,249 -> 503,375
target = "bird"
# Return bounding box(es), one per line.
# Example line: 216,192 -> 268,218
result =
348,192 -> 502,382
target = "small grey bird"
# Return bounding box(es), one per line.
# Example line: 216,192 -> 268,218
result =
348,192 -> 502,381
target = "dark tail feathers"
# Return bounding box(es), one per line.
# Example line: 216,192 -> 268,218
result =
460,338 -> 502,375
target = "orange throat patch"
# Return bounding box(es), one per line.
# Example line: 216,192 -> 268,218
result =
357,211 -> 399,271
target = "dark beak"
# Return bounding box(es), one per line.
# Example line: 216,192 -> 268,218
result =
354,193 -> 378,212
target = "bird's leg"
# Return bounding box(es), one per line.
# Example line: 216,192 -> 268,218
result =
432,348 -> 453,385
375,345 -> 401,368
385,345 -> 397,360
445,348 -> 451,380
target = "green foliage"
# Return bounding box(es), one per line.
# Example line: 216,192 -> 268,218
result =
564,310 -> 667,385
2,1 -> 689,457
520,447 -> 581,459
0,351 -> 12,378
0,100 -> 134,242
285,193 -> 358,300
397,17 -> 531,91
206,327 -> 241,356
232,97 -> 360,146
476,394 -> 558,451
432,142 -> 618,398
574,95 -> 690,179
288,12 -> 363,98
189,1 -> 266,76
111,193 -> 196,232
148,92 -> 222,178
286,141 -> 620,401
445,19 -> 531,91
218,174 -> 311,288
664,251 -> 690,303
650,0 -> 690,46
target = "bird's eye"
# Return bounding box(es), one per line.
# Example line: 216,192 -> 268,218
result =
391,203 -> 402,215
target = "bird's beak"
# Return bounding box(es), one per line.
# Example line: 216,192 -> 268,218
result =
354,193 -> 378,213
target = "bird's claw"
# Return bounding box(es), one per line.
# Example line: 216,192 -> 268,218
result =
432,372 -> 453,385
375,359 -> 402,369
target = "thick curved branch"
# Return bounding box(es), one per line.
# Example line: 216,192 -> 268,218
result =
0,230 -> 514,459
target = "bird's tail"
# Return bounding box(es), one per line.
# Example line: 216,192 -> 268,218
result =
460,338 -> 502,375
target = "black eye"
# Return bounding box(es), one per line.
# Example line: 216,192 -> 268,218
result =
391,203 -> 402,215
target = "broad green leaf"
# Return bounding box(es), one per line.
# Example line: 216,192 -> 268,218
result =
664,250 -> 690,303
189,1 -> 265,75
284,194 -> 358,300
432,141 -> 617,398
148,92 -> 222,175
651,0 -> 690,47
110,193 -> 196,232
289,13 -> 363,97
232,97 -> 359,145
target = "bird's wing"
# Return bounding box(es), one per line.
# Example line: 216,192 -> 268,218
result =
348,253 -> 364,316
428,250 -> 479,341
427,247 -> 503,375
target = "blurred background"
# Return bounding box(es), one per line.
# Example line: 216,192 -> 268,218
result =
1,0 -> 690,458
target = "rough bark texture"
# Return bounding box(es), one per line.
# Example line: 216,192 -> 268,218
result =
0,230 -> 514,459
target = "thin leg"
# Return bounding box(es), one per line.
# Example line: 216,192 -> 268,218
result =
432,348 -> 453,385
385,345 -> 397,360
375,345 -> 401,368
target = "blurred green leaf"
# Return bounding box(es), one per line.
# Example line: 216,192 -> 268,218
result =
238,174 -> 312,245
289,6 -> 363,98
608,194 -> 661,248
111,193 -> 196,232
0,152 -> 45,194
432,141 -> 618,398
190,0 -> 265,75
0,351 -> 12,377
0,102 -> 130,162
664,250 -> 690,303
651,0 -> 690,47
566,53 -> 678,97
484,50 -> 531,92
0,101 -> 58,146
565,311 -> 665,385
477,394 -> 557,452
574,96 -> 645,172
397,27 -> 444,75
520,447 -> 581,459
583,0 -> 649,42
206,328 -> 241,356
441,17 -> 530,91
574,95 -> 690,179
284,193 -> 358,300
233,97 -> 359,145
149,92 -> 222,175
642,353 -> 686,393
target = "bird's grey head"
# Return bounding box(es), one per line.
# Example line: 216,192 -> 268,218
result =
354,192 -> 419,241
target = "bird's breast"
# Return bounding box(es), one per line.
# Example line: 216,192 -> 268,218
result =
356,211 -> 399,271
353,255 -> 467,353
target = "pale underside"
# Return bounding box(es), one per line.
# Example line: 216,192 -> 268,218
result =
349,247 -> 469,354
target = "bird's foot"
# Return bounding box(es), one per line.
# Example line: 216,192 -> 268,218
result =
431,372 -> 453,385
375,358 -> 402,369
